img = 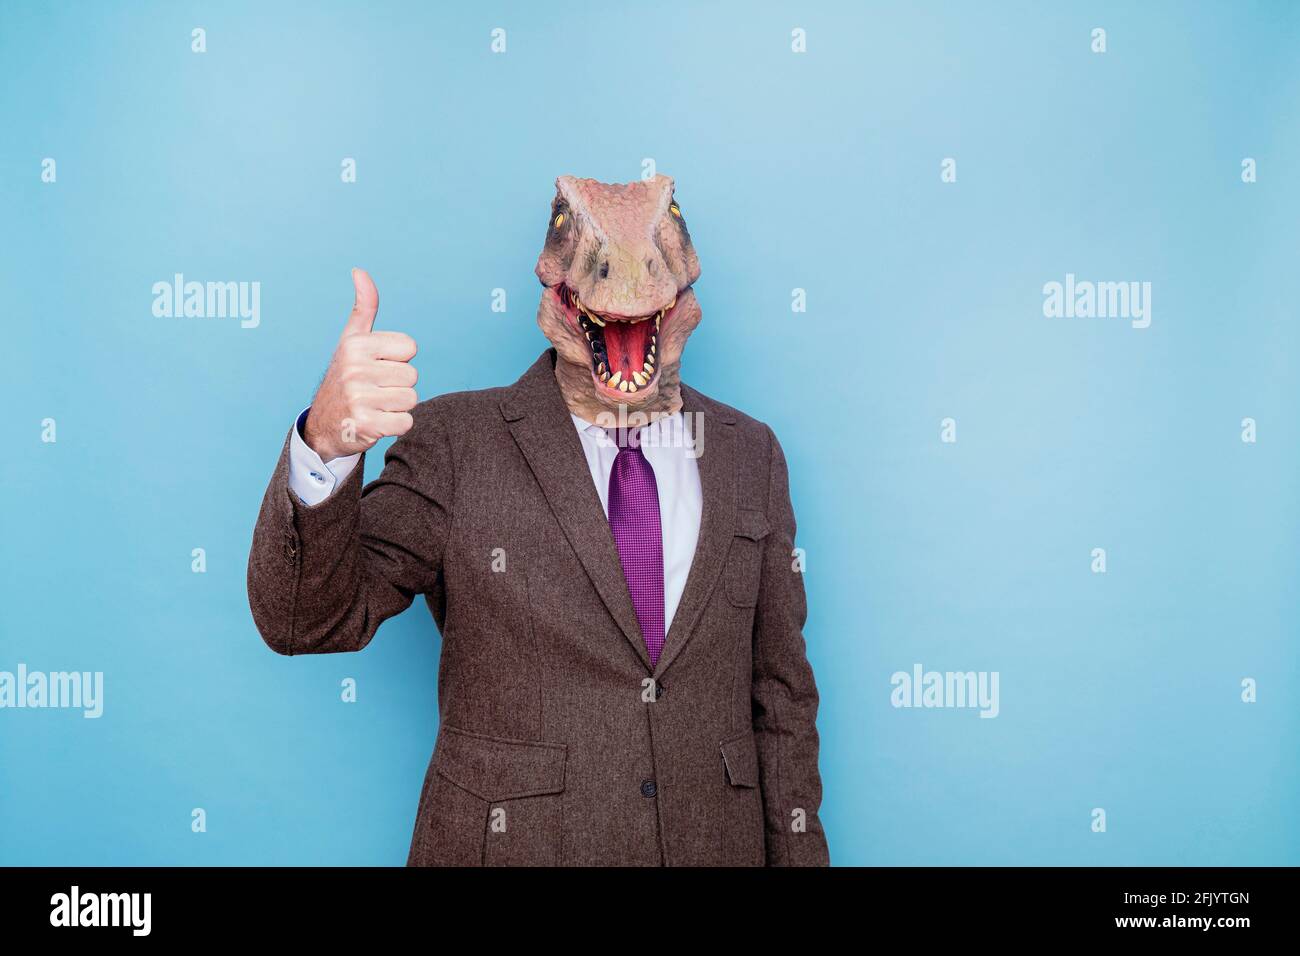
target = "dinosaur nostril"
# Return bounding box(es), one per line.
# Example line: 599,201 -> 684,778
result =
647,258 -> 658,276
598,261 -> 609,279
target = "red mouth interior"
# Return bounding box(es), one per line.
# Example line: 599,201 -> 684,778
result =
556,284 -> 666,392
602,319 -> 654,379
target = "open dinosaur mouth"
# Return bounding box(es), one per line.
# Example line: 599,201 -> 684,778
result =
556,283 -> 673,394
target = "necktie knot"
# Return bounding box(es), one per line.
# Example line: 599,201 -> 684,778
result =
609,426 -> 642,450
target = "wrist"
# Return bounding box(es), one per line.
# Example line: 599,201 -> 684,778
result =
303,412 -> 342,462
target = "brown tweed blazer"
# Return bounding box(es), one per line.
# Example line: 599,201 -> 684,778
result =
247,348 -> 829,866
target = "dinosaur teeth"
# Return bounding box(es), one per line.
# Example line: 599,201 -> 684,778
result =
577,300 -> 669,389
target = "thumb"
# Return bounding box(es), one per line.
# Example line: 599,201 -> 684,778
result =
342,267 -> 379,336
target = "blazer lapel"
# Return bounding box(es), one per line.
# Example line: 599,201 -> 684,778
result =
500,350 -> 653,672
652,384 -> 737,679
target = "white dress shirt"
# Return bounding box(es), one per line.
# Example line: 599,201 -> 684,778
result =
288,408 -> 703,632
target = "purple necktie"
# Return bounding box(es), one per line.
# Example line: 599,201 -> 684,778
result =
607,427 -> 666,666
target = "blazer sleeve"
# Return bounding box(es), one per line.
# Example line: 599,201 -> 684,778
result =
752,424 -> 831,865
246,404 -> 453,655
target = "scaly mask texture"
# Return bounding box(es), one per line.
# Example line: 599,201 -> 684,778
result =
535,174 -> 702,423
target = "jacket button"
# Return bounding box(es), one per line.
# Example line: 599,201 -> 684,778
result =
640,779 -> 657,798
654,683 -> 665,700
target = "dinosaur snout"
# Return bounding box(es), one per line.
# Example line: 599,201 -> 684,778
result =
582,243 -> 676,317
596,253 -> 659,280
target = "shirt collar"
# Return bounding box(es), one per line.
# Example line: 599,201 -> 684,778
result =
570,412 -> 681,446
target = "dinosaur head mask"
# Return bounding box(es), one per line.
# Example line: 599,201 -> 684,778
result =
535,174 -> 702,422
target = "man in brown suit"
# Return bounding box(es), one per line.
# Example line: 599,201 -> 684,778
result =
247,175 -> 829,865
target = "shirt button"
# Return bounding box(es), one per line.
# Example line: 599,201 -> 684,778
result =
310,471 -> 325,482
640,779 -> 657,798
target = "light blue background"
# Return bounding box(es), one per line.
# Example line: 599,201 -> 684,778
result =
2,0 -> 1297,866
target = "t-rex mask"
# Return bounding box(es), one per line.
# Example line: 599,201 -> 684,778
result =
535,174 -> 702,424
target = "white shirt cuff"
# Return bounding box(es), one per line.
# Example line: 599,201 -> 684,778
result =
288,407 -> 361,506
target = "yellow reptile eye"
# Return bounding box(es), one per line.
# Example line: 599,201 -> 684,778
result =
553,212 -> 565,228
669,203 -> 681,217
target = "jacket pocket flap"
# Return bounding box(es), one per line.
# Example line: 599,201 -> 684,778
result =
735,509 -> 771,541
435,725 -> 567,802
720,730 -> 760,788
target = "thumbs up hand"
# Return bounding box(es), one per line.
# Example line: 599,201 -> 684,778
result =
303,268 -> 419,461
